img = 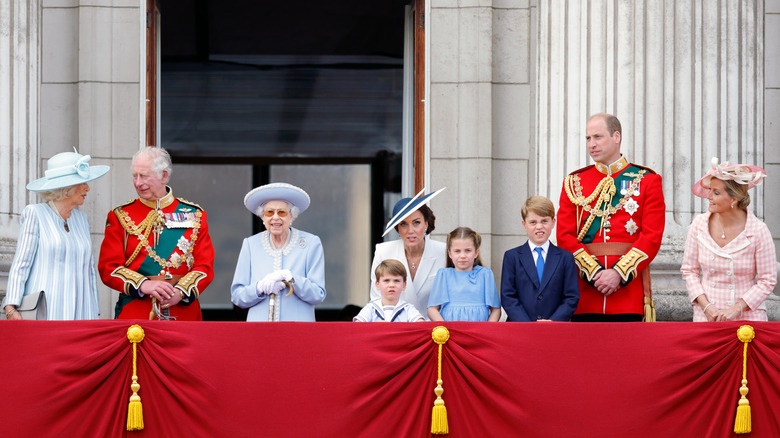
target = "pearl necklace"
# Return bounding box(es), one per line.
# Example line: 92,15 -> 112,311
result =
48,201 -> 70,232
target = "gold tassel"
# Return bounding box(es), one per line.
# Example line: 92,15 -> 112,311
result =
431,326 -> 450,435
643,297 -> 656,322
641,269 -> 655,322
126,325 -> 146,431
733,325 -> 755,434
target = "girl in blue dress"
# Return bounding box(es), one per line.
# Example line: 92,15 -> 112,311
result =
427,227 -> 501,321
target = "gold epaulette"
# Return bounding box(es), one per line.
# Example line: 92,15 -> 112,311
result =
111,267 -> 146,295
176,198 -> 204,211
613,248 -> 648,282
175,271 -> 207,298
629,164 -> 658,175
572,249 -> 602,282
569,164 -> 595,175
112,199 -> 137,212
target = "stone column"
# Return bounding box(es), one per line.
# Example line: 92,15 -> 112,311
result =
0,0 -> 40,296
428,0 -> 536,274
0,0 -> 39,239
1,0 -> 143,315
537,0 -> 775,319
765,3 -> 780,259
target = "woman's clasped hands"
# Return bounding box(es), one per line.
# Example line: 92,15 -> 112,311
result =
256,270 -> 293,296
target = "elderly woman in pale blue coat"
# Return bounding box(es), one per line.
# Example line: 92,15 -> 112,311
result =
231,183 -> 326,321
3,150 -> 109,320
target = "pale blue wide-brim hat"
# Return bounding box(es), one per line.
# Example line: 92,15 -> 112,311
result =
382,187 -> 446,237
244,182 -> 311,217
26,149 -> 110,192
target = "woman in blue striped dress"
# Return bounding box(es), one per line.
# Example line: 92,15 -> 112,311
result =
3,150 -> 109,320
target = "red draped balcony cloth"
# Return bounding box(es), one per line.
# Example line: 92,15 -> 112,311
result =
1,321 -> 778,437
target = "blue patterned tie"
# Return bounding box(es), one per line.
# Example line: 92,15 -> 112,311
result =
535,247 -> 545,282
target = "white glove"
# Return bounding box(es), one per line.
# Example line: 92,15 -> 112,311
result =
256,272 -> 278,296
275,269 -> 293,282
270,280 -> 286,294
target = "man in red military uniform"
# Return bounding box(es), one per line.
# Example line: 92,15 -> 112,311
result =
557,113 -> 665,322
98,147 -> 215,320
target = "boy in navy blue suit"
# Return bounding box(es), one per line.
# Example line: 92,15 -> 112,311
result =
501,196 -> 579,321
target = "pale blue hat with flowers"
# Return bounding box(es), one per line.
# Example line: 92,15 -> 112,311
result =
26,148 -> 110,192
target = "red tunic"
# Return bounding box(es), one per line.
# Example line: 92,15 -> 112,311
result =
98,190 -> 215,320
557,158 -> 665,315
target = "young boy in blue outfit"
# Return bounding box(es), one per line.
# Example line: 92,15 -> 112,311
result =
354,259 -> 424,322
500,196 -> 579,321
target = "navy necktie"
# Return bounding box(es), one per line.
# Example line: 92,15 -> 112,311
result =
535,247 -> 545,282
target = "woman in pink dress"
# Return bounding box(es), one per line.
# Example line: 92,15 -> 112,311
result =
681,158 -> 776,321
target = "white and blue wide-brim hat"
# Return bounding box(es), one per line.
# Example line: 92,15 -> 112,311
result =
26,149 -> 110,192
244,182 -> 311,217
382,187 -> 446,237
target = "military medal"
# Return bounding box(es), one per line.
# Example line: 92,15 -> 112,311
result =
165,212 -> 196,228
620,180 -> 630,196
625,219 -> 638,235
624,198 -> 639,216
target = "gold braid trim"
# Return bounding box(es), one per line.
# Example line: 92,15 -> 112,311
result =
176,198 -> 204,211
563,170 -> 647,242
113,206 -> 202,274
175,271 -> 207,298
564,175 -> 615,241
613,248 -> 648,282
111,267 -> 146,295
114,207 -> 161,267
572,249 -> 602,282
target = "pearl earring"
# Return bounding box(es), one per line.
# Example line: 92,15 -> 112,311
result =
731,203 -> 735,209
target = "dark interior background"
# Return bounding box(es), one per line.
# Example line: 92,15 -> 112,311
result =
161,0 -> 406,58
160,0 -> 407,162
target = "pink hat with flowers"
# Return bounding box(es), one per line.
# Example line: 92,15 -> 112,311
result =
692,157 -> 766,198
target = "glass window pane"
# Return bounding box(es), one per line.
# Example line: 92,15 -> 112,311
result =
171,164 -> 252,310
272,164 -> 371,309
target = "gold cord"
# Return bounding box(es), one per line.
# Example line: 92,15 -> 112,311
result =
563,170 -> 647,242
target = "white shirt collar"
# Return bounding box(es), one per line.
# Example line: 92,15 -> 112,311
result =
529,240 -> 550,256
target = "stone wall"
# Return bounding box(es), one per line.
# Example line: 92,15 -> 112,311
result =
0,0 -> 144,317
426,0 -> 778,320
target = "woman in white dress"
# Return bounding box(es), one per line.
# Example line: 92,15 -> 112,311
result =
3,150 -> 109,320
369,188 -> 447,317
